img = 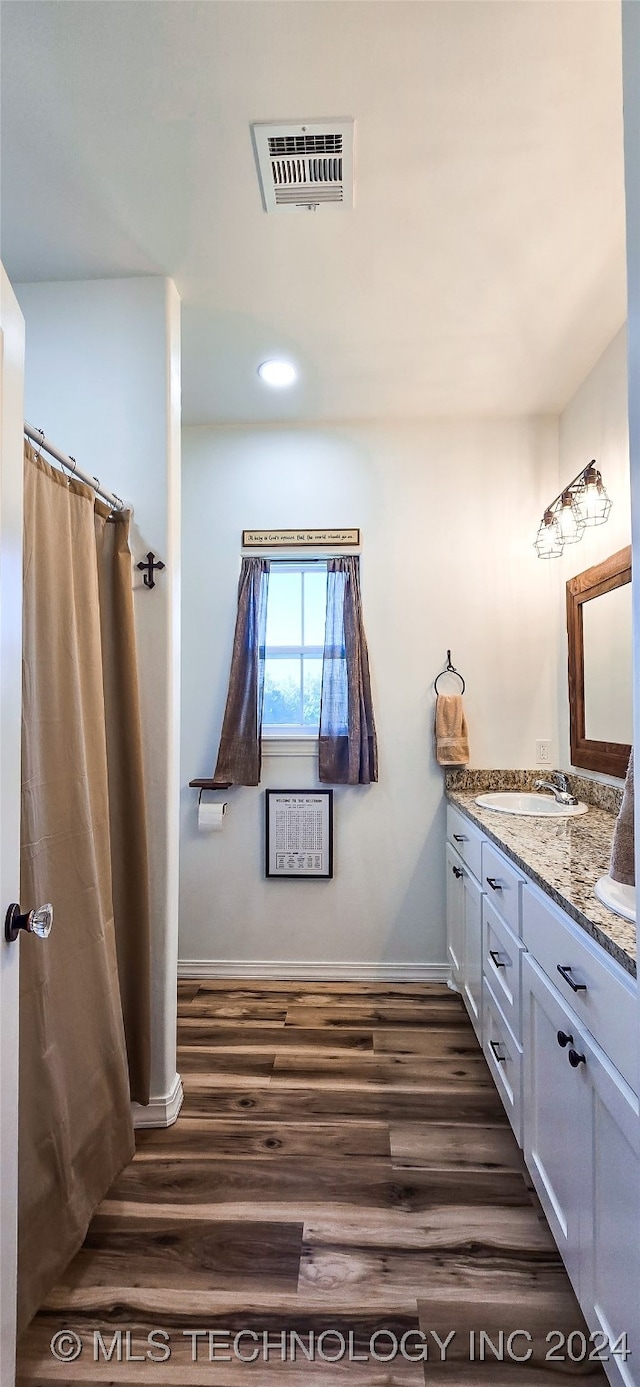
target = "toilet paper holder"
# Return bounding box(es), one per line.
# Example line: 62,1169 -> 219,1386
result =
190,780 -> 229,831
189,778 -> 232,802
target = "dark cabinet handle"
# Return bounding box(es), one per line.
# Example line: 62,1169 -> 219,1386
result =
568,1048 -> 586,1068
557,964 -> 587,993
489,949 -> 506,969
486,877 -> 502,891
489,1039 -> 507,1064
453,834 -> 468,843
452,865 -> 464,879
557,1030 -> 573,1048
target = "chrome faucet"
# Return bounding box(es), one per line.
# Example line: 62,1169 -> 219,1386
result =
534,772 -> 578,806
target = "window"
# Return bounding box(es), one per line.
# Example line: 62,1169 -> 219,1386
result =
262,561 -> 327,736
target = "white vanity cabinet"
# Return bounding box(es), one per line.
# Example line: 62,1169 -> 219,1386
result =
445,806 -> 484,1041
446,798 -> 640,1387
523,952 -> 640,1387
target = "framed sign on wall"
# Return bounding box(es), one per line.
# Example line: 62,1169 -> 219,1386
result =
265,789 -> 334,879
243,529 -> 359,549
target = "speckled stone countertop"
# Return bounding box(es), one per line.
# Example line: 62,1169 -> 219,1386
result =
445,770 -> 636,979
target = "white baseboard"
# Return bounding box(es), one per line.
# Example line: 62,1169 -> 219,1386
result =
178,959 -> 449,982
131,1073 -> 183,1130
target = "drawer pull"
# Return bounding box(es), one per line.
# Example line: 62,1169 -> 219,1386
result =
452,865 -> 464,879
557,1030 -> 574,1048
453,833 -> 468,843
486,877 -> 502,891
568,1048 -> 586,1069
489,1039 -> 507,1064
489,949 -> 506,969
557,964 -> 587,993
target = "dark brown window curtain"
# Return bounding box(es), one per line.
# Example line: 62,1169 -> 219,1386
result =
18,444 -> 150,1330
319,555 -> 378,784
213,557 -> 270,785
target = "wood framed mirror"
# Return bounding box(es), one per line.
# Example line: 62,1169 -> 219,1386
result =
566,545 -> 632,778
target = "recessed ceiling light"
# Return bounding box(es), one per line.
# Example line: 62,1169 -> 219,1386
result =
257,359 -> 297,387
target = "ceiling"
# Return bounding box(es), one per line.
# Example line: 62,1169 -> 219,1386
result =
0,1 -> 627,425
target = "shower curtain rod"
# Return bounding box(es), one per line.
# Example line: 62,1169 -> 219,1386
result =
24,421 -> 125,512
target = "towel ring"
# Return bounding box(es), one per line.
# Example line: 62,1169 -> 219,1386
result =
434,650 -> 466,696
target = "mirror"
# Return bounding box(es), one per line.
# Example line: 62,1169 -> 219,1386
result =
566,546 -> 632,778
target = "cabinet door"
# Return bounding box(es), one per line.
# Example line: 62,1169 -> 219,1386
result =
462,868 -> 483,1041
522,953 -> 590,1296
483,981 -> 522,1145
483,894 -> 525,1041
481,839 -> 524,936
583,1039 -> 640,1387
447,804 -> 483,880
445,842 -> 465,986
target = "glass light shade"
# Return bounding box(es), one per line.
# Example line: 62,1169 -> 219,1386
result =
257,359 -> 297,387
575,465 -> 612,527
556,491 -> 585,545
534,510 -> 564,559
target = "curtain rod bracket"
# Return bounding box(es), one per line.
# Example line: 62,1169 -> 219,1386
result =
136,551 -> 165,589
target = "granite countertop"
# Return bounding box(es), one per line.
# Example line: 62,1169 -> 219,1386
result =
445,770 -> 636,979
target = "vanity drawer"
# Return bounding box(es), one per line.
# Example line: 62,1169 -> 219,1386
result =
523,881 -> 638,1094
481,840 -> 525,936
482,896 -> 525,1040
446,805 -> 483,882
483,981 -> 523,1146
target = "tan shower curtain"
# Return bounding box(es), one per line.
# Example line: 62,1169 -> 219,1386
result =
18,444 -> 149,1330
94,505 -> 151,1103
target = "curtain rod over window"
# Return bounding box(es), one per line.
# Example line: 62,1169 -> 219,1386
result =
24,421 -> 125,512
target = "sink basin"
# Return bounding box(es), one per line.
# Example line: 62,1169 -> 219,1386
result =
474,791 -> 588,818
594,875 -> 636,922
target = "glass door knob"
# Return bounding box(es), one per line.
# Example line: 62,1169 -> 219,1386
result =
4,902 -> 53,943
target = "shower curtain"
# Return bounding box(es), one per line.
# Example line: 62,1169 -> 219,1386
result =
18,443 -> 151,1330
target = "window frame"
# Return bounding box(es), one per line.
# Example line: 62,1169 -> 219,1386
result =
261,558 -> 327,741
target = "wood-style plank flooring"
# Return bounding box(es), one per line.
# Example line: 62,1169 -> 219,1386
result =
17,981 -> 606,1385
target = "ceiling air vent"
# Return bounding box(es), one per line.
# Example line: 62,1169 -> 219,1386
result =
252,120 -> 354,213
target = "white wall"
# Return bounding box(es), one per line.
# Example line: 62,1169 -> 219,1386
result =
179,417 -> 558,970
555,326 -> 631,773
14,277 -> 182,1115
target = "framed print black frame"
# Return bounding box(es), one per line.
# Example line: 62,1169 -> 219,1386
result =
265,789 -> 334,880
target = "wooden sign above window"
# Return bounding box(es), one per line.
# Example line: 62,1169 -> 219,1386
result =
242,528 -> 360,549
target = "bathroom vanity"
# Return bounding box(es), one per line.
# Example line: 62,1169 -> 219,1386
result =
446,780 -> 639,1387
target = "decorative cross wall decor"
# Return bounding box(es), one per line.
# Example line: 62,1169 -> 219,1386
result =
136,552 -> 166,589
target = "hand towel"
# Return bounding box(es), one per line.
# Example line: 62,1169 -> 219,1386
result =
435,693 -> 469,766
610,748 -> 635,886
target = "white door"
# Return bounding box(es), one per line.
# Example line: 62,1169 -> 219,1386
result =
0,264 -> 25,1386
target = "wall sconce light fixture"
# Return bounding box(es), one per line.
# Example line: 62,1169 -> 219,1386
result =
534,460 -> 611,559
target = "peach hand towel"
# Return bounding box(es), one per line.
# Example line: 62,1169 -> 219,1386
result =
610,748 -> 635,886
435,693 -> 469,765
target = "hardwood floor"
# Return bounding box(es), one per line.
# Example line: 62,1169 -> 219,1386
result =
17,981 -> 606,1385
